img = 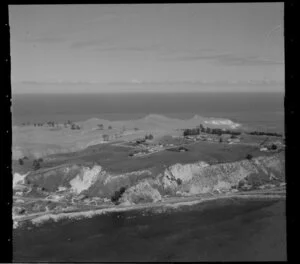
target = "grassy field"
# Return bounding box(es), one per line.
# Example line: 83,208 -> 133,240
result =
17,140 -> 275,175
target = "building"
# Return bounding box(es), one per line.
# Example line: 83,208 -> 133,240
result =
228,138 -> 240,144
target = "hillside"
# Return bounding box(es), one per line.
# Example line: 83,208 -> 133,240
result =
12,114 -> 241,160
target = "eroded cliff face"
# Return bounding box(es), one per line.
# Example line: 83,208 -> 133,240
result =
69,165 -> 103,194
23,164 -> 154,198
24,164 -> 83,192
17,152 -> 285,205
158,153 -> 284,197
13,172 -> 30,188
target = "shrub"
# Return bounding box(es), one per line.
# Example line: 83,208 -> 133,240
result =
176,178 -> 182,185
178,146 -> 188,152
71,124 -> 77,130
238,180 -> 246,189
111,186 -> 127,204
270,144 -> 277,150
38,158 -> 44,163
18,158 -> 24,165
108,125 -> 112,130
246,154 -> 253,160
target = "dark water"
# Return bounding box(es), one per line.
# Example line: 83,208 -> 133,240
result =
13,198 -> 286,262
12,92 -> 284,132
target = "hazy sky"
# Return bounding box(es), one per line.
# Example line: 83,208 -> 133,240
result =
9,3 -> 284,93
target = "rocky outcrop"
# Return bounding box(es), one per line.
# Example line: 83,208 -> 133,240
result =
120,180 -> 162,205
21,153 -> 284,204
160,161 -> 210,194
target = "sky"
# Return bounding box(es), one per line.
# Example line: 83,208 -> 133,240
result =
9,3 -> 284,93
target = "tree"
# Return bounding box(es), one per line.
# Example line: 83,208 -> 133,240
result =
32,159 -> 41,170
199,124 -> 205,132
103,134 -> 109,141
108,125 -> 112,130
219,137 -> 223,143
97,124 -> 104,130
18,159 -> 24,165
71,124 -> 80,130
145,134 -> 154,140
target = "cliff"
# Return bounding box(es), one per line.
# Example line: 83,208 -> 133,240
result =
17,152 -> 284,206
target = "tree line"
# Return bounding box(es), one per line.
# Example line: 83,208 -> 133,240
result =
183,124 -> 241,137
246,131 -> 282,137
183,124 -> 282,137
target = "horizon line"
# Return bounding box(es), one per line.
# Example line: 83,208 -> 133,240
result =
12,91 -> 285,95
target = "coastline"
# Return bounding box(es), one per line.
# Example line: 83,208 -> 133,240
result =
13,187 -> 286,228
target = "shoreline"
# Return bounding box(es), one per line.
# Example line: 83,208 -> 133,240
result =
13,188 -> 286,228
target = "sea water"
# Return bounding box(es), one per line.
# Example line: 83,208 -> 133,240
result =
13,198 -> 286,262
12,92 -> 284,132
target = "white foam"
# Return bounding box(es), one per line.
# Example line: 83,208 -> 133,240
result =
31,206 -> 134,225
164,199 -> 203,209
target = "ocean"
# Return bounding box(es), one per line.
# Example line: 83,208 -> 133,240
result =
13,198 -> 286,262
12,92 -> 284,132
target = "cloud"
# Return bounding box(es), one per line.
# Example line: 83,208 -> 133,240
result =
162,51 -> 284,66
94,45 -> 161,53
70,39 -> 162,53
23,36 -> 66,43
18,80 -> 97,85
16,79 -> 284,86
69,39 -> 114,49
217,55 -> 284,66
